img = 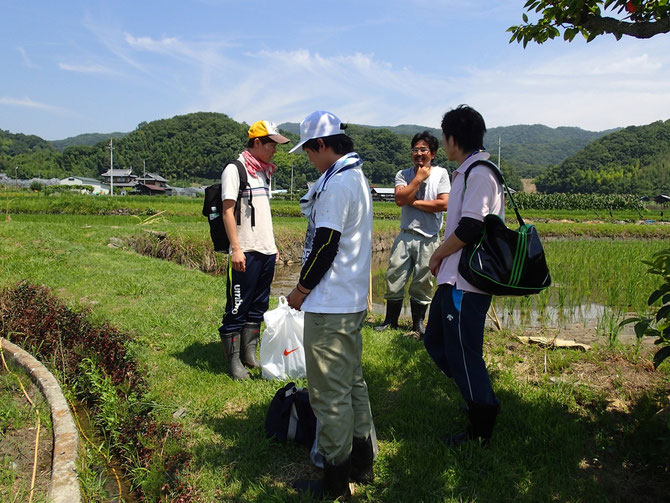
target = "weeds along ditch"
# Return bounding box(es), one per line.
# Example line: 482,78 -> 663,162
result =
0,283 -> 193,502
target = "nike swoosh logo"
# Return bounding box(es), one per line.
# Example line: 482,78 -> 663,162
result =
283,348 -> 299,356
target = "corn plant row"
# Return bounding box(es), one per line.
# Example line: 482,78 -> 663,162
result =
513,192 -> 645,211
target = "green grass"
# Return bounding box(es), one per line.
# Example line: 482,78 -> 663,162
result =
3,190 -> 668,219
1,211 -> 669,501
0,361 -> 51,503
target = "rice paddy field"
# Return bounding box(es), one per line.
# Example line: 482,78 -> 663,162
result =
0,191 -> 669,502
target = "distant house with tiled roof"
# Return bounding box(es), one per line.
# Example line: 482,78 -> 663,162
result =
100,168 -> 137,189
134,172 -> 172,195
371,187 -> 395,202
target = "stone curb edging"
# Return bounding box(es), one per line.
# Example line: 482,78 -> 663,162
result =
1,337 -> 81,503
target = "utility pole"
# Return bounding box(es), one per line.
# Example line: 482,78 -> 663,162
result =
290,164 -> 294,198
108,139 -> 114,196
15,167 -> 18,188
498,136 -> 501,167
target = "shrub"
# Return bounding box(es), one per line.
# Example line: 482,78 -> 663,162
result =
621,248 -> 670,369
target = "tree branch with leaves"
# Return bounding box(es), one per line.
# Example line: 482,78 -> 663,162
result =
509,0 -> 670,46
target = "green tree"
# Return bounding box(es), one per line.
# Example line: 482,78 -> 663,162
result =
509,0 -> 670,46
535,120 -> 670,195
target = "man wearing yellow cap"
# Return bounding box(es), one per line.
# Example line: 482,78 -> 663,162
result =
219,120 -> 290,380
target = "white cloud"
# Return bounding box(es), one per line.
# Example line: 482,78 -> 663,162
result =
0,96 -> 64,112
530,48 -> 664,77
450,40 -> 670,130
82,16 -> 148,73
108,29 -> 670,132
59,62 -> 115,74
190,48 -> 457,127
17,47 -> 37,69
124,33 -> 233,67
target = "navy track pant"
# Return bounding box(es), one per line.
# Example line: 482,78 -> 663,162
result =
219,251 -> 276,335
423,284 -> 499,406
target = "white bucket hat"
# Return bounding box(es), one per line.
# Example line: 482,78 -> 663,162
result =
289,111 -> 346,153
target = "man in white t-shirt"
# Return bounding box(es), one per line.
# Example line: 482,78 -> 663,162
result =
375,131 -> 450,337
425,105 -> 504,447
218,120 -> 289,380
286,111 -> 375,500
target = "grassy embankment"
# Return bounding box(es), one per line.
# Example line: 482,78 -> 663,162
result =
1,193 -> 669,501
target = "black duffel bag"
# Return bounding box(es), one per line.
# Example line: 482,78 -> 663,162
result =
458,160 -> 551,296
265,382 -> 317,448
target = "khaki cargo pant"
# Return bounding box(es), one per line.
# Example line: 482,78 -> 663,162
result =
304,310 -> 374,465
384,230 -> 440,305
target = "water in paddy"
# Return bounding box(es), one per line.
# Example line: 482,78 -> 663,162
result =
272,250 -> 628,336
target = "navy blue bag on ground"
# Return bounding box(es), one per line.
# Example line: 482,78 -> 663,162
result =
265,382 -> 317,448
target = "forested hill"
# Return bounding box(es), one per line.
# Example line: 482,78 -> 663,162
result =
1,112 -> 522,190
0,113 -> 248,181
280,122 -> 614,178
1,129 -> 55,156
484,125 -> 616,177
64,112 -> 249,181
534,120 -> 670,196
50,132 -> 127,151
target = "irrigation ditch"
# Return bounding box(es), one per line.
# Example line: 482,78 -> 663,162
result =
0,283 -> 193,502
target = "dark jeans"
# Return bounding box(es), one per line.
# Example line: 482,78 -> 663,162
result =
423,284 -> 499,406
219,251 -> 276,335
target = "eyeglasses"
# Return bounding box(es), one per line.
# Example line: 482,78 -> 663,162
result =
411,147 -> 431,154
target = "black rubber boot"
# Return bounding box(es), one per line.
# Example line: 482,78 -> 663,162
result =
468,402 -> 499,446
410,300 -> 428,337
220,332 -> 249,380
240,322 -> 261,369
293,457 -> 351,500
374,300 -> 403,331
442,402 -> 499,447
350,436 -> 374,484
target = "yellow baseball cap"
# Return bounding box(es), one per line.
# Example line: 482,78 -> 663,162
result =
248,120 -> 290,144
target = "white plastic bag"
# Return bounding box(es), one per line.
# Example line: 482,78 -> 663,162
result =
260,296 -> 306,380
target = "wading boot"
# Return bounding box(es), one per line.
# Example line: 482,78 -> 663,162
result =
221,332 -> 249,380
350,436 -> 374,484
441,402 -> 499,447
374,300 -> 403,331
410,300 -> 428,338
293,457 -> 351,500
240,322 -> 261,369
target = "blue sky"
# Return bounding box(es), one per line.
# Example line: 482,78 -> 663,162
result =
2,0 -> 669,140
